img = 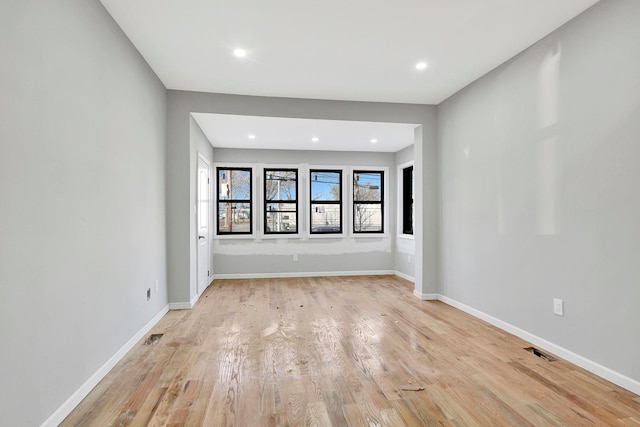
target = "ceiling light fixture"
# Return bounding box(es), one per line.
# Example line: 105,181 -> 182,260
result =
371,138 -> 378,144
311,137 -> 319,142
233,48 -> 247,58
248,134 -> 256,139
415,62 -> 428,70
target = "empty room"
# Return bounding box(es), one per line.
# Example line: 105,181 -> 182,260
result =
1,0 -> 639,425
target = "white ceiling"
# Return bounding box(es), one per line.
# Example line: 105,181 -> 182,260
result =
192,114 -> 418,152
101,0 -> 598,152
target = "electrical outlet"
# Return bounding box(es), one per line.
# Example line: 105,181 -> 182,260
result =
147,288 -> 151,301
408,255 -> 412,264
553,298 -> 564,316
293,254 -> 298,262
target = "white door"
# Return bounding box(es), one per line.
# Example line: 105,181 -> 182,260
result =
197,154 -> 211,294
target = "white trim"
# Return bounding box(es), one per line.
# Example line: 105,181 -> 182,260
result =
197,152 -> 212,296
191,292 -> 199,307
397,234 -> 415,241
169,301 -> 192,310
213,270 -> 395,280
437,295 -> 640,396
41,304 -> 170,427
168,292 -> 201,310
413,290 -> 438,300
394,270 -> 415,283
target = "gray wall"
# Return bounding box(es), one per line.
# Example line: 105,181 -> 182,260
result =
211,148 -> 397,275
167,91 -> 439,304
438,0 -> 640,382
0,1 -> 168,425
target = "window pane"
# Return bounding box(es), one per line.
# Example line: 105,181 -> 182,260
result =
266,202 -> 296,212
265,170 -> 297,201
354,203 -> 382,232
218,202 -> 251,233
354,171 -> 382,202
311,171 -> 340,201
218,169 -> 251,201
266,211 -> 297,233
311,203 -> 341,233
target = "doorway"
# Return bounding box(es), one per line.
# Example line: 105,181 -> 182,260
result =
197,153 -> 211,295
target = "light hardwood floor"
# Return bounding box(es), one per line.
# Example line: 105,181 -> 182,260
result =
62,276 -> 640,426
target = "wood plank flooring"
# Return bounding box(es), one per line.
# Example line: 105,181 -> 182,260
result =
61,276 -> 640,426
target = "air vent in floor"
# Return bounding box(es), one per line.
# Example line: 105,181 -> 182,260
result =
524,347 -> 556,362
145,333 -> 163,345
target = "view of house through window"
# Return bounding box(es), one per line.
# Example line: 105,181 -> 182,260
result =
310,170 -> 342,234
353,170 -> 384,233
217,167 -> 252,234
265,169 -> 298,233
216,165 -> 387,237
402,165 -> 414,235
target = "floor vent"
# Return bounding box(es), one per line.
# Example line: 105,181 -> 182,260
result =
145,333 -> 163,345
524,347 -> 556,362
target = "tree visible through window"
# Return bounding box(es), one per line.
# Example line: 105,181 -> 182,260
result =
265,169 -> 298,234
310,170 -> 342,234
217,167 -> 252,234
353,170 -> 384,233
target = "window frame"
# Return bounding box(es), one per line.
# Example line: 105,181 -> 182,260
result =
352,169 -> 385,234
263,167 -> 299,235
309,169 -> 343,236
402,164 -> 414,236
215,166 -> 253,237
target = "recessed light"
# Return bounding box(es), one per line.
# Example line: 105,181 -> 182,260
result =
311,137 -> 319,142
233,48 -> 247,58
248,134 -> 256,139
415,62 -> 428,70
371,139 -> 378,144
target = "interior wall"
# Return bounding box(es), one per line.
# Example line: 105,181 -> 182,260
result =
438,0 -> 640,383
0,1 -> 168,425
166,91 -> 438,303
211,147 -> 396,276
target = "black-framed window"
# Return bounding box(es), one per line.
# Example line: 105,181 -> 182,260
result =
353,170 -> 384,233
402,165 -> 414,235
310,170 -> 342,234
264,169 -> 298,234
217,167 -> 252,235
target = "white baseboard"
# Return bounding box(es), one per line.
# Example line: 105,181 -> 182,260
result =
169,301 -> 192,310
394,271 -> 415,283
41,304 -> 170,427
413,290 -> 438,300
437,295 -> 640,396
168,292 -> 200,310
212,270 -> 396,280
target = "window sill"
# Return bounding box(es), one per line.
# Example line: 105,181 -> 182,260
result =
215,234 -> 256,240
398,234 -> 415,240
351,233 -> 390,239
261,233 -> 302,240
308,233 -> 346,239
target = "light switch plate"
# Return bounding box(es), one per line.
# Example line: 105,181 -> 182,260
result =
553,298 -> 564,316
